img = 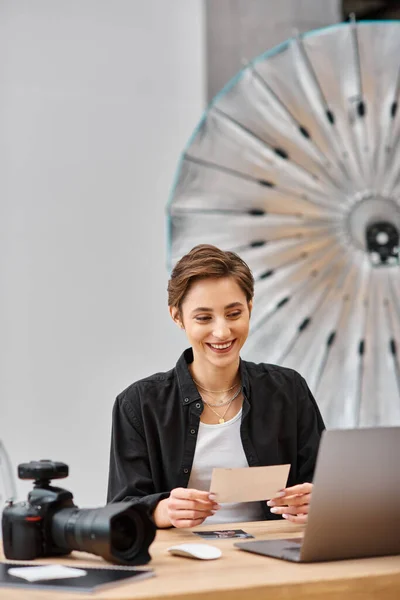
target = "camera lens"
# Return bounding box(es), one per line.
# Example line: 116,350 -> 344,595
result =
51,502 -> 155,565
110,514 -> 140,552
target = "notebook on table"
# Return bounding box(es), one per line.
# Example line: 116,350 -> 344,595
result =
235,427 -> 400,563
0,561 -> 154,593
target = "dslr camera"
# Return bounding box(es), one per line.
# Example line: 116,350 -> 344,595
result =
1,460 -> 156,565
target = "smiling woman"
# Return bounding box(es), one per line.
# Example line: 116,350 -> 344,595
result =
107,245 -> 325,529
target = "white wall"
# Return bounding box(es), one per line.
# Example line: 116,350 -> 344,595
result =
0,0 -> 205,506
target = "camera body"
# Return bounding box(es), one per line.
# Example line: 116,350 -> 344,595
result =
2,460 -> 156,565
2,460 -> 74,560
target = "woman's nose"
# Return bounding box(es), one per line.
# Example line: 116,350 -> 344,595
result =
212,320 -> 231,339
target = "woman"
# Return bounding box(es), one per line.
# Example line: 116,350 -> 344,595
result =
107,244 -> 325,528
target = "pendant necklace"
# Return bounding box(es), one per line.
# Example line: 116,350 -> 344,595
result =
203,386 -> 242,424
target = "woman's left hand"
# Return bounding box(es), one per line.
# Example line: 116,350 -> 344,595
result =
267,483 -> 313,524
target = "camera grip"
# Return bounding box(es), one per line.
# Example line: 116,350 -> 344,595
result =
2,503 -> 43,560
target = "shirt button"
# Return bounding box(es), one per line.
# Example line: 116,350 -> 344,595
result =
184,398 -> 189,403
190,429 -> 196,434
195,403 -> 201,409
183,468 -> 189,474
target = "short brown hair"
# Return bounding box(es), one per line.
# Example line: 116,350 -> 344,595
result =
168,244 -> 254,311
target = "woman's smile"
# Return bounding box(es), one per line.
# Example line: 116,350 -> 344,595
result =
206,340 -> 236,353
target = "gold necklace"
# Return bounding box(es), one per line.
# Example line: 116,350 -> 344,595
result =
201,384 -> 241,407
192,378 -> 238,394
203,386 -> 242,424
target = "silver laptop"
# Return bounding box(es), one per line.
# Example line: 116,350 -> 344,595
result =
235,427 -> 400,562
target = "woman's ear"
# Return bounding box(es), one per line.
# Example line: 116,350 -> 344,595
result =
169,306 -> 184,329
248,299 -> 253,318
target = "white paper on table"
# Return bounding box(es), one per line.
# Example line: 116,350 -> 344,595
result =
8,565 -> 87,582
209,464 -> 291,503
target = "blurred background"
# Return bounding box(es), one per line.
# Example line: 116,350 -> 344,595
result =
0,0 -> 399,506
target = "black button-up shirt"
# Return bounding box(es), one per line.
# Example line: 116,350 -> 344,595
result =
107,348 -> 325,521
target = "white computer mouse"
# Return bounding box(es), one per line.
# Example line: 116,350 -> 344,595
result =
167,543 -> 222,560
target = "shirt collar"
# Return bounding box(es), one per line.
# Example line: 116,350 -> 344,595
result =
239,357 -> 250,399
175,347 -> 250,405
175,348 -> 201,404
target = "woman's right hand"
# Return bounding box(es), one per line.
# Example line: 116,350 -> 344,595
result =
153,488 -> 220,528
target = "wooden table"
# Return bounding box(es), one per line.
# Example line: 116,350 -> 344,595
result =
1,520 -> 400,600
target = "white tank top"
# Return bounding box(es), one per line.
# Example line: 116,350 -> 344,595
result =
188,408 -> 264,524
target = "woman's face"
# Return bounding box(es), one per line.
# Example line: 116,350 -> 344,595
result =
171,276 -> 252,370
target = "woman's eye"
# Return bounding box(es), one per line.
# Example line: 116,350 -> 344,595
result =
227,311 -> 241,318
195,316 -> 212,322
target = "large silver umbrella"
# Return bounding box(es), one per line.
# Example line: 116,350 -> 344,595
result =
167,21 -> 400,429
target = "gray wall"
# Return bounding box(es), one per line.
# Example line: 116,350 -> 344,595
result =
0,0 -> 204,506
206,0 -> 341,100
